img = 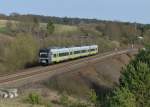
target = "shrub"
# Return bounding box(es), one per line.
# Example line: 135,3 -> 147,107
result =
59,93 -> 89,107
70,101 -> 88,107
108,87 -> 136,107
45,102 -> 52,107
26,92 -> 42,105
87,89 -> 100,107
60,93 -> 70,106
0,33 -> 39,72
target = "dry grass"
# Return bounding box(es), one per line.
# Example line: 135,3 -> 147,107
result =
0,33 -> 14,42
0,99 -> 44,107
45,53 -> 133,98
40,23 -> 79,35
0,20 -> 17,28
0,87 -> 61,107
53,24 -> 79,35
40,22 -> 79,35
0,20 -> 8,28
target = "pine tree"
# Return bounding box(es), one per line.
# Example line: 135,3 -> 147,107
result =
108,47 -> 150,107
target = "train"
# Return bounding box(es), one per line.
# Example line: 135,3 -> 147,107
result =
39,45 -> 98,65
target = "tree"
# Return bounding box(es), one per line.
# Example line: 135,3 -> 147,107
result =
120,60 -> 150,107
10,12 -> 20,17
33,17 -> 39,26
109,87 -> 136,107
2,33 -> 39,71
47,20 -> 55,34
88,89 -> 100,107
108,47 -> 150,107
133,46 -> 150,66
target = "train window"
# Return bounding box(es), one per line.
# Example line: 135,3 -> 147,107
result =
40,53 -> 48,58
90,49 -> 95,51
53,54 -> 57,57
81,50 -> 87,53
70,52 -> 73,55
59,52 -> 69,57
74,51 -> 80,54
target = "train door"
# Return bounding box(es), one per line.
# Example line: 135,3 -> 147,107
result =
48,51 -> 52,64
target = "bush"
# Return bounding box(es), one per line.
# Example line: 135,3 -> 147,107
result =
59,93 -> 89,107
25,92 -> 52,107
70,101 -> 88,107
60,93 -> 70,106
108,88 -> 136,107
0,33 -> 39,72
45,102 -> 52,107
87,89 -> 100,107
26,92 -> 42,105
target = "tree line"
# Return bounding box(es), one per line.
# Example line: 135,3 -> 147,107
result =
1,12 -> 148,27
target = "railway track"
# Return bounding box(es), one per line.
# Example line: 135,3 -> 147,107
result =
0,48 -> 138,88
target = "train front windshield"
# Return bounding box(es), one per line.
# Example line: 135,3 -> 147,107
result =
39,49 -> 49,58
40,53 -> 48,58
39,49 -> 50,65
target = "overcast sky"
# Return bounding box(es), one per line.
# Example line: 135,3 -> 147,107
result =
0,0 -> 149,24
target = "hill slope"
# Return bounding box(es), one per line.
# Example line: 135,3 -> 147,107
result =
45,53 -> 134,97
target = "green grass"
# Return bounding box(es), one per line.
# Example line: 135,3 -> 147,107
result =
0,27 -> 9,33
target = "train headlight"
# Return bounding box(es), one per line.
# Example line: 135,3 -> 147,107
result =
41,60 -> 47,63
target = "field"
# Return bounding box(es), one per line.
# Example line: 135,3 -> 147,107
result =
0,20 -> 8,27
0,20 -> 8,33
0,20 -> 16,34
0,20 -> 17,28
53,24 -> 79,35
0,19 -> 105,38
0,20 -> 80,36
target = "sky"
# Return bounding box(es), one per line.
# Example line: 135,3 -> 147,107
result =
0,0 -> 149,24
